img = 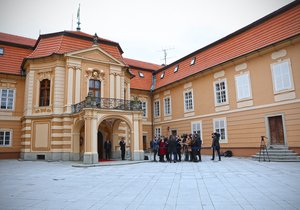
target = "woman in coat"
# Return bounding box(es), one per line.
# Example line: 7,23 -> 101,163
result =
159,138 -> 167,162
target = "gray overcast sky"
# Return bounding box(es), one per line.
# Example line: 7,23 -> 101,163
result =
0,0 -> 294,65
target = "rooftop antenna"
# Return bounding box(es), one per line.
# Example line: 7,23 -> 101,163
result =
76,4 -> 81,31
160,48 -> 174,65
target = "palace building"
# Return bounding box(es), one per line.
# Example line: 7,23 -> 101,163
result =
0,1 -> 299,163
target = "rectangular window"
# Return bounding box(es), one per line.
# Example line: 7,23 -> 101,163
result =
0,89 -> 15,110
213,118 -> 227,142
191,122 -> 202,141
154,100 -> 160,117
164,97 -> 171,116
0,130 -> 12,146
155,127 -> 161,138
141,101 -> 147,117
214,80 -> 227,105
184,90 -> 193,112
235,73 -> 251,100
271,60 -> 293,93
0,47 -> 3,55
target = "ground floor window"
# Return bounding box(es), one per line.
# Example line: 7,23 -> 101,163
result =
213,118 -> 227,142
191,121 -> 202,140
155,127 -> 161,138
0,130 -> 12,146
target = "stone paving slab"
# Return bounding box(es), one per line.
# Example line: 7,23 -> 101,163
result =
0,156 -> 300,210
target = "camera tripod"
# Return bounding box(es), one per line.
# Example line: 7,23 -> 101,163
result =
259,136 -> 270,162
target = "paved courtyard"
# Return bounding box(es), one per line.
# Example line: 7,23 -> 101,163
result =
0,156 -> 300,210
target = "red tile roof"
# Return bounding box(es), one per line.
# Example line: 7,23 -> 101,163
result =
0,32 -> 36,47
27,31 -> 124,61
124,57 -> 162,71
154,1 -> 300,89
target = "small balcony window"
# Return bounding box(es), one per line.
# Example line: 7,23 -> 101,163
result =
190,57 -> 196,65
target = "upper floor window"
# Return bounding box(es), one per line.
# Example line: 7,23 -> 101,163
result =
271,60 -> 294,93
174,65 -> 179,73
164,97 -> 171,116
213,118 -> 227,142
89,79 -> 101,98
235,73 -> 252,100
214,79 -> 227,105
0,130 -> 12,146
184,90 -> 194,112
0,47 -> 3,55
154,100 -> 160,117
0,89 -> 15,110
190,57 -> 196,65
138,72 -> 144,78
141,101 -> 147,118
39,79 -> 50,106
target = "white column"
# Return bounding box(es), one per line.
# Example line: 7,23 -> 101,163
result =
25,71 -> 34,116
66,67 -> 74,112
110,73 -> 115,98
75,68 -> 81,103
91,117 -> 97,154
116,74 -> 121,99
53,66 -> 65,114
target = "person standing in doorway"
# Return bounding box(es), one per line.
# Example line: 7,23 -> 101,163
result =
119,137 -> 126,160
104,139 -> 112,160
211,132 -> 221,161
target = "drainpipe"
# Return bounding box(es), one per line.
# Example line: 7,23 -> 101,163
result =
150,73 -> 156,140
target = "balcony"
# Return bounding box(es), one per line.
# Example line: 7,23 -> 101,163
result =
71,94 -> 142,113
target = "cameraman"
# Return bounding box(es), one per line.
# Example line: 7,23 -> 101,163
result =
211,132 -> 221,161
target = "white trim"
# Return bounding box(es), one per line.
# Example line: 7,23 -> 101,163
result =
213,78 -> 229,106
270,58 -> 294,94
154,99 -> 160,118
213,118 -> 227,143
163,96 -> 172,116
0,129 -> 13,147
183,89 -> 194,113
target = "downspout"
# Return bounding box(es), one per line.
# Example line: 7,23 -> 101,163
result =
150,73 -> 156,140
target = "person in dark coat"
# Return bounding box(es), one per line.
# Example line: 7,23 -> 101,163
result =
159,138 -> 167,162
168,135 -> 177,163
150,137 -> 159,162
195,134 -> 202,162
104,139 -> 112,160
176,136 -> 182,162
191,134 -> 199,162
211,132 -> 221,161
119,137 -> 126,160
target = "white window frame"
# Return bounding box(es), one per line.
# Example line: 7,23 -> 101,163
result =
0,88 -> 15,111
235,72 -> 252,101
190,57 -> 196,65
0,129 -> 12,147
191,121 -> 203,143
154,100 -> 160,118
270,59 -> 294,94
164,96 -> 172,116
183,89 -> 194,112
141,101 -> 147,118
213,118 -> 227,143
214,79 -> 228,106
155,127 -> 161,138
0,47 -> 4,55
174,65 -> 179,73
138,72 -> 144,78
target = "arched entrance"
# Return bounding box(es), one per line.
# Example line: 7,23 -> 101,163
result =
97,131 -> 104,160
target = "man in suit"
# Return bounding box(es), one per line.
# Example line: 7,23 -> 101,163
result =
119,137 -> 126,160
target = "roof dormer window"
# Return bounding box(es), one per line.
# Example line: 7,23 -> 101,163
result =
0,48 -> 3,56
160,71 -> 165,79
174,65 -> 179,73
190,57 -> 196,65
138,72 -> 144,78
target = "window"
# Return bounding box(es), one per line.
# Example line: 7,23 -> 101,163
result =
89,79 -> 101,98
0,130 -> 12,146
154,100 -> 160,117
174,65 -> 179,73
184,90 -> 193,112
235,73 -> 251,100
0,47 -> 3,55
164,97 -> 171,116
0,89 -> 15,110
138,72 -> 144,78
214,80 -> 227,105
192,122 -> 201,137
271,60 -> 293,93
141,101 -> 147,117
213,118 -> 227,142
160,72 -> 165,79
190,57 -> 196,65
39,79 -> 50,106
155,127 -> 161,138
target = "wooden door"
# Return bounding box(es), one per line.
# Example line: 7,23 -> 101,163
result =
98,132 -> 104,160
268,116 -> 284,145
143,135 -> 147,151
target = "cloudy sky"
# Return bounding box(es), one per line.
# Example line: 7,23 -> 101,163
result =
0,0 -> 294,65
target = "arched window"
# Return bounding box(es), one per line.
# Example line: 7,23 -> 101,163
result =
39,79 -> 50,106
89,79 -> 101,98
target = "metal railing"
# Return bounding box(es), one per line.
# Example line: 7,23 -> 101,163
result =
71,95 -> 142,113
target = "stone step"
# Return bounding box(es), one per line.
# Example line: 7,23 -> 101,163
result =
255,151 -> 298,156
252,155 -> 300,162
269,145 -> 289,149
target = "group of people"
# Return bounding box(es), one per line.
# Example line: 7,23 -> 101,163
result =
150,132 -> 221,162
103,137 -> 127,160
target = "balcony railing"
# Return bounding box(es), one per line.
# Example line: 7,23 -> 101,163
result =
71,95 -> 142,113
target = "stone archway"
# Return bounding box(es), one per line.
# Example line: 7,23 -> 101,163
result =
72,119 -> 85,161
